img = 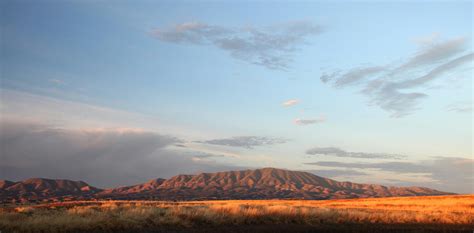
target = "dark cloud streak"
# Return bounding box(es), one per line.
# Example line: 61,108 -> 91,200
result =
306,147 -> 404,159
196,136 -> 288,149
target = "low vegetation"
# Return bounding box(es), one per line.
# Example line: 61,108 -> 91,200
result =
1,195 -> 473,233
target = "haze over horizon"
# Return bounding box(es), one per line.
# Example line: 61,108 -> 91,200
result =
0,1 -> 472,193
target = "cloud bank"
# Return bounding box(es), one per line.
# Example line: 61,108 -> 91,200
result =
0,120 -> 242,188
153,21 -> 322,70
305,157 -> 474,193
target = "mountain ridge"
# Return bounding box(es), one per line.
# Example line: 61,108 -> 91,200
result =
0,168 -> 453,203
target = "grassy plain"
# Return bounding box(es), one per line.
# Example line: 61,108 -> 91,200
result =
1,195 -> 473,233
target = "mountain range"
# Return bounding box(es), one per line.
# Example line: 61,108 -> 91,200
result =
0,168 -> 452,203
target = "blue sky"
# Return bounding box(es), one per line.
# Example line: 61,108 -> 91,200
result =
1,0 -> 472,192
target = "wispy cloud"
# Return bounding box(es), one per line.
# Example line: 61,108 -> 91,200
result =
412,32 -> 441,46
189,152 -> 225,162
391,37 -> 467,74
294,117 -> 325,126
446,102 -> 473,113
152,21 -> 322,70
1,89 -> 156,129
321,36 -> 473,117
306,147 -> 405,159
282,99 -> 299,107
196,136 -> 287,149
306,161 -> 426,173
333,66 -> 385,88
48,79 -> 65,85
0,89 -> 210,139
174,142 -> 242,159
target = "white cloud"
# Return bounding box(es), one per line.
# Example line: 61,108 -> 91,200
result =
282,99 -> 299,107
294,117 -> 325,125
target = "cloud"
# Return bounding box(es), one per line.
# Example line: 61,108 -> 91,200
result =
322,36 -> 473,117
320,71 -> 340,83
152,21 -> 322,70
446,102 -> 473,113
188,152 -> 225,162
305,157 -> 474,193
388,52 -> 473,90
48,79 -> 65,85
334,66 -> 385,87
412,32 -> 441,46
0,89 -> 211,139
367,52 -> 473,117
306,161 -> 426,172
392,37 -> 467,74
0,120 -> 242,188
306,147 -> 404,159
153,22 -> 230,44
294,117 -> 325,125
196,136 -> 287,149
282,99 -> 299,107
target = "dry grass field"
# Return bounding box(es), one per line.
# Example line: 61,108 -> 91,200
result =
0,195 -> 473,233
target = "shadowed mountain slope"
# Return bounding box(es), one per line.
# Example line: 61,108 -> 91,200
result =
0,178 -> 102,201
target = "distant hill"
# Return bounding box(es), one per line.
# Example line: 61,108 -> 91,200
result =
0,178 -> 102,202
1,168 -> 452,202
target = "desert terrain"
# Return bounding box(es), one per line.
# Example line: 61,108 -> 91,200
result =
1,195 -> 472,233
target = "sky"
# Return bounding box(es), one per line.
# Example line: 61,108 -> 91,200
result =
0,0 -> 472,193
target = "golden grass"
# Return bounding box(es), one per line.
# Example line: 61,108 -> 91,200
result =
1,195 -> 473,232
